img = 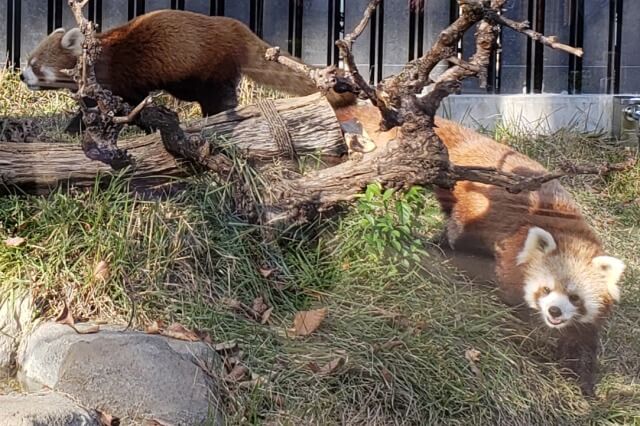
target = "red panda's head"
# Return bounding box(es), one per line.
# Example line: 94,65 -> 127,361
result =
20,28 -> 85,90
517,227 -> 625,329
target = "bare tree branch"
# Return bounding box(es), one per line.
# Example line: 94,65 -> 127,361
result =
489,12 -> 584,57
67,0 -> 159,169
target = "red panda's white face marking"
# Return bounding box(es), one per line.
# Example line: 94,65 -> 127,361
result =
518,227 -> 625,328
20,28 -> 82,91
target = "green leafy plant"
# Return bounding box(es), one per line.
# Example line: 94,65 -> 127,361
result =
352,182 -> 428,268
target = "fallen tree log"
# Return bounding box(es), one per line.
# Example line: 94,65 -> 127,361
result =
0,94 -> 345,195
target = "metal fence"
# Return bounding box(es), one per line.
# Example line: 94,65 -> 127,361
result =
1,0 -> 638,94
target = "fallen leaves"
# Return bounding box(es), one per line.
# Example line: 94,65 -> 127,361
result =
308,356 -> 346,376
223,296 -> 274,324
93,260 -> 111,282
54,301 -> 75,326
145,321 -> 200,342
145,320 -> 164,335
259,267 -> 274,278
54,301 -> 100,334
213,340 -> 239,353
224,364 -> 250,383
161,323 -> 200,342
4,236 -> 25,247
290,308 -> 327,337
465,348 -> 483,379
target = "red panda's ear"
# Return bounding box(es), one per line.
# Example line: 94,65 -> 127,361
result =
592,256 -> 625,302
516,227 -> 556,265
61,28 -> 84,57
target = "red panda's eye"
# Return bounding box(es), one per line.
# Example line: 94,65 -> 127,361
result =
542,286 -> 551,295
569,294 -> 580,304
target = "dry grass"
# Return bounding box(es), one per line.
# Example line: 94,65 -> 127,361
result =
0,70 -> 639,424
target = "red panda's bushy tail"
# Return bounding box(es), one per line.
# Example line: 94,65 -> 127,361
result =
241,34 -> 356,108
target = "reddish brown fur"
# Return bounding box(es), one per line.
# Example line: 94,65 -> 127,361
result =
333,102 -> 614,319
25,10 -> 353,116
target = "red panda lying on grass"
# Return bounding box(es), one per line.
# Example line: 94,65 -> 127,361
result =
334,102 -> 626,394
20,9 -> 353,132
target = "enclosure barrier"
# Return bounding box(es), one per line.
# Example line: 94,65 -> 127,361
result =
1,0 -> 639,135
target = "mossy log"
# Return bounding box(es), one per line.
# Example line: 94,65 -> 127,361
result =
0,94 -> 346,195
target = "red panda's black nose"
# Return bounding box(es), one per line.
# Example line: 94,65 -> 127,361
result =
548,306 -> 562,318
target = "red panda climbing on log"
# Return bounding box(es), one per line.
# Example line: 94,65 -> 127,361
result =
20,9 -> 354,133
334,102 -> 625,394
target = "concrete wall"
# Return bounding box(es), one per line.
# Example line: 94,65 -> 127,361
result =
437,94 -> 615,135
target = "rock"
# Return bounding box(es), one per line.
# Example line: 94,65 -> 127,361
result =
0,391 -> 99,426
17,322 -> 224,425
0,292 -> 34,372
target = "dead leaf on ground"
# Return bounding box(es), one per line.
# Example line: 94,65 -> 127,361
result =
161,323 -> 200,342
465,348 -> 481,363
225,364 -> 249,383
290,308 -> 328,337
252,297 -> 269,316
145,320 -> 164,335
222,297 -> 242,310
238,373 -> 267,389
223,352 -> 244,372
93,260 -> 111,282
97,410 -> 120,426
309,356 -> 345,376
465,348 -> 483,379
214,340 -> 238,353
194,329 -> 212,344
261,307 -> 274,325
54,301 -> 75,326
259,267 -> 274,278
4,236 -> 26,247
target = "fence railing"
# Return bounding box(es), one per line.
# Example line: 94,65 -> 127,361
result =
1,0 -> 638,95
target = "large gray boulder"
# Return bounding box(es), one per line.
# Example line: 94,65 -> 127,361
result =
16,322 -> 224,425
0,292 -> 34,372
0,392 -> 99,426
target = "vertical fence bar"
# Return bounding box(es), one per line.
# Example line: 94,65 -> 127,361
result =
344,0 -> 374,82
7,0 -> 15,67
423,0 -> 453,82
541,0 -> 571,92
262,0 -> 289,51
300,0 -> 330,67
581,0 -> 609,93
101,0 -> 129,30
567,0 -> 583,93
500,0 -> 529,93
620,0 -> 640,93
183,0 -> 209,15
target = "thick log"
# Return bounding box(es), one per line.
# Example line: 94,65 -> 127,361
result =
0,94 -> 345,195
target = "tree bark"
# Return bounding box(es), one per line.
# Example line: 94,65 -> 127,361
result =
0,94 -> 345,195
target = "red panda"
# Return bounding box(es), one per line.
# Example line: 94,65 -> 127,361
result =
334,102 -> 625,331
20,9 -> 353,131
335,102 -> 625,393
